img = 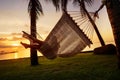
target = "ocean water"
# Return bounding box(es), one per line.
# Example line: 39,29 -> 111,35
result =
0,42 -> 115,60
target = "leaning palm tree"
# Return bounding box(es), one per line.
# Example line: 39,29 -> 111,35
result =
73,0 -> 105,46
46,0 -> 105,46
94,0 -> 120,68
28,0 -> 43,65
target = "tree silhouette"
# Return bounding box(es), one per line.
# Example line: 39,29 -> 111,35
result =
45,0 -> 68,11
28,0 -> 43,65
95,0 -> 120,68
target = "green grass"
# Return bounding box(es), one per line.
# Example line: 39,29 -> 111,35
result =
0,53 -> 120,80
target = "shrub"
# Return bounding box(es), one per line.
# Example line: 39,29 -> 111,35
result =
94,44 -> 116,55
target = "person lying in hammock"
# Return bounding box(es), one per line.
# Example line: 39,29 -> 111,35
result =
20,31 -> 59,59
20,31 -> 44,49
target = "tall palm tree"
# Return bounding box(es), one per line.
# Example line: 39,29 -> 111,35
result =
28,0 -> 43,65
46,0 -> 105,46
95,0 -> 120,68
105,0 -> 120,69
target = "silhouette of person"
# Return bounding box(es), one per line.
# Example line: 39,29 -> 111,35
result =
21,35 -> 60,59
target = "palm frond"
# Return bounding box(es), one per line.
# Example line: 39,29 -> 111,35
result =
45,0 -> 69,11
61,0 -> 68,11
45,0 -> 60,11
28,0 -> 43,19
84,0 -> 94,6
73,0 -> 93,5
73,0 -> 94,16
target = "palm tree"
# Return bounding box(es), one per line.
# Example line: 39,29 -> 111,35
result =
105,0 -> 120,69
74,0 -> 105,46
95,0 -> 120,68
28,0 -> 43,65
46,0 -> 105,46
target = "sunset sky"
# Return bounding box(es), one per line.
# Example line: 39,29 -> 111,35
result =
0,0 -> 115,60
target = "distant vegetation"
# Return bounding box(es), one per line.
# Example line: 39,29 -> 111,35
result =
0,53 -> 120,80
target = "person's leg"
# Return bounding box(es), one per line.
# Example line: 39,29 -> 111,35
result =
20,42 -> 42,49
22,31 -> 43,45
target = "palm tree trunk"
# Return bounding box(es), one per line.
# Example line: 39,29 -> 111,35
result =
30,7 -> 38,65
83,7 -> 105,46
105,0 -> 120,68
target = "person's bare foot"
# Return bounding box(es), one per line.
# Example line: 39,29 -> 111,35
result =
20,42 -> 29,48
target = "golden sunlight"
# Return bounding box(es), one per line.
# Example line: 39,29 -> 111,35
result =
12,43 -> 20,47
14,52 -> 18,59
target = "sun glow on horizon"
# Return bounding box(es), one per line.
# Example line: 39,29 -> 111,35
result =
12,43 -> 21,47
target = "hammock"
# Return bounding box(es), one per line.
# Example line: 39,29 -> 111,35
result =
22,11 -> 92,59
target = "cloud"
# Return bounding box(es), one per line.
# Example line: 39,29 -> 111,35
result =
10,33 -> 22,36
0,32 -> 24,41
0,45 -> 14,48
0,50 -> 18,55
0,38 -> 8,41
0,32 -> 24,49
0,44 -> 22,48
0,36 -> 24,41
9,37 -> 24,41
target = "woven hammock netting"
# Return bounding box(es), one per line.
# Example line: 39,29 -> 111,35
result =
23,11 -> 94,59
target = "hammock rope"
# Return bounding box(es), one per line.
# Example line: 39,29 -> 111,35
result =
68,11 -> 95,41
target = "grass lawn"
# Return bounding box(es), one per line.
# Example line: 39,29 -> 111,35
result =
0,53 -> 120,80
